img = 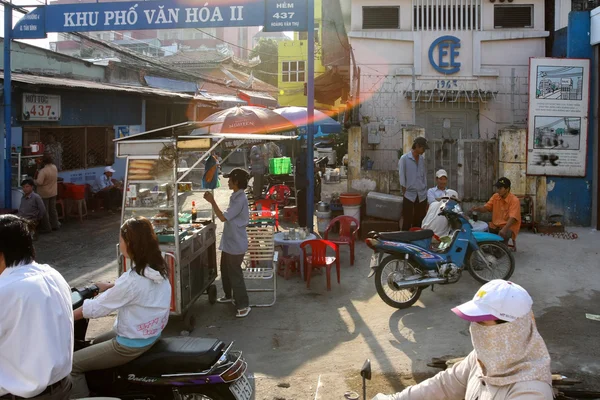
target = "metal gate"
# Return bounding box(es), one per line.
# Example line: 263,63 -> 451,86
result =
426,139 -> 498,202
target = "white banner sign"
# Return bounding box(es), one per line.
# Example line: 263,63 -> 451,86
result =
22,93 -> 61,121
527,58 -> 590,177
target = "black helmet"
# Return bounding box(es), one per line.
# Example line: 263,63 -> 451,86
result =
439,199 -> 463,217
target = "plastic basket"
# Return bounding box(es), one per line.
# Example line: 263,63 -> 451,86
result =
269,157 -> 292,175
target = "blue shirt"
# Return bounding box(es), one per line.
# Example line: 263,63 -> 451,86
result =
398,152 -> 428,203
220,190 -> 249,255
92,173 -> 114,194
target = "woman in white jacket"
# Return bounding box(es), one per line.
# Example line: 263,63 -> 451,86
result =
373,280 -> 554,400
70,217 -> 172,398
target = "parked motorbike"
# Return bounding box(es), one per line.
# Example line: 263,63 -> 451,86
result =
72,285 -> 252,400
366,199 -> 515,309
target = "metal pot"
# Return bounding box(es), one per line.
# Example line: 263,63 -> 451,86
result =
317,201 -> 330,212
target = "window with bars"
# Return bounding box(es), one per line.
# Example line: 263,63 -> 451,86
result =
362,7 -> 400,29
412,0 -> 481,30
281,61 -> 306,83
494,5 -> 533,28
24,127 -> 115,172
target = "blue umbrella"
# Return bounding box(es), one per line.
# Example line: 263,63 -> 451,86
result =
273,106 -> 342,135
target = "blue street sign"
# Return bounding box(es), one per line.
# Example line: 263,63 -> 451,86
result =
13,0 -> 307,39
429,36 -> 461,75
264,0 -> 307,32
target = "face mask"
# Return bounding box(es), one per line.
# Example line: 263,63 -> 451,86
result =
469,312 -> 552,386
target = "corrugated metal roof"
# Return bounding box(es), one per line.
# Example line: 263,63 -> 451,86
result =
145,76 -> 199,93
195,92 -> 247,108
238,90 -> 276,101
3,72 -> 203,100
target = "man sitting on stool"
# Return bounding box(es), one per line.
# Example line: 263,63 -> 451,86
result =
471,177 -> 521,246
92,166 -> 122,214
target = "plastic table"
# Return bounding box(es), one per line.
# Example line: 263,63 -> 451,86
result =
274,232 -> 317,280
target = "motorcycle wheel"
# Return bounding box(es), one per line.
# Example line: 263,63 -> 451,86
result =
466,241 -> 515,284
374,255 -> 423,309
176,385 -> 236,400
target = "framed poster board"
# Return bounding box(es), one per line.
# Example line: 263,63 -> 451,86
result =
527,58 -> 590,177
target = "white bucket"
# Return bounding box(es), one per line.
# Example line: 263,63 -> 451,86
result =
316,210 -> 332,233
342,205 -> 361,226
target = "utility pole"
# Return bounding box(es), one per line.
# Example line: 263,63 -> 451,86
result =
306,0 -> 315,232
3,1 -> 12,207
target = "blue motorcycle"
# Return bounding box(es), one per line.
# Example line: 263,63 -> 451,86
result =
366,199 -> 515,309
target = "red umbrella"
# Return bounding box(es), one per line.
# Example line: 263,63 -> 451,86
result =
202,106 -> 296,135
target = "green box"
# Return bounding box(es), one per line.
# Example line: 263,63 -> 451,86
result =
269,157 -> 292,175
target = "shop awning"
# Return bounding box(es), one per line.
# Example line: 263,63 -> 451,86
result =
3,72 -> 214,102
237,90 -> 278,108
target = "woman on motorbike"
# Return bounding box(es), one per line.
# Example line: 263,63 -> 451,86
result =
373,280 -> 553,400
70,216 -> 172,398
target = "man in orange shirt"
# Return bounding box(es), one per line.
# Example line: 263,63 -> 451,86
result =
471,177 -> 521,243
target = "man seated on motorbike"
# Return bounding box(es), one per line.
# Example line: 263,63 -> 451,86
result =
372,280 -> 553,400
0,215 -> 73,399
471,177 -> 521,244
421,190 -> 460,239
70,216 -> 172,398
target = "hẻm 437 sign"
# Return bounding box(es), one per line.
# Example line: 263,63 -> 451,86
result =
12,0 -> 308,39
22,93 -> 61,121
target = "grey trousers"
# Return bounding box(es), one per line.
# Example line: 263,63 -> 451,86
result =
41,196 -> 60,232
70,331 -> 155,399
220,252 -> 249,309
0,377 -> 71,400
251,172 -> 264,199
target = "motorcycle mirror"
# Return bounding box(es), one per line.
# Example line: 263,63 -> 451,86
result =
360,359 -> 372,380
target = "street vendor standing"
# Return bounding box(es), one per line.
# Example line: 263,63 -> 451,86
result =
204,168 -> 251,318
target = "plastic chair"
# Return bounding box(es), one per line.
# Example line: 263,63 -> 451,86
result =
324,216 -> 360,266
253,198 -> 280,231
267,184 -> 292,207
300,239 -> 341,291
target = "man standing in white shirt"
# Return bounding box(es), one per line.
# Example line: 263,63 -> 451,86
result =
0,215 -> 73,399
427,169 -> 457,205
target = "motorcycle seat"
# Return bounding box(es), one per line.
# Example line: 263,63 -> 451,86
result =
377,229 -> 434,242
124,336 -> 225,376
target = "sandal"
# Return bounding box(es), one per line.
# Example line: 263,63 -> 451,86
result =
217,297 -> 233,303
236,307 -> 251,318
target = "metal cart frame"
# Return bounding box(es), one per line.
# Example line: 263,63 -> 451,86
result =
114,122 -> 296,330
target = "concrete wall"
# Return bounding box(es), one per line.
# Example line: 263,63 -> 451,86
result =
349,0 -> 548,171
498,127 -> 547,222
347,127 -> 422,194
0,39 -> 105,81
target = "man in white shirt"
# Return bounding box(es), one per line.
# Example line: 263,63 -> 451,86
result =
92,166 -> 122,213
427,169 -> 457,204
0,215 -> 73,399
422,190 -> 460,238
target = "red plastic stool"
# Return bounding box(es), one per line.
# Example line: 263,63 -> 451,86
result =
282,206 -> 298,223
277,255 -> 299,280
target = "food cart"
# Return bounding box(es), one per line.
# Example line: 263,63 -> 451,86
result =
114,122 -> 295,330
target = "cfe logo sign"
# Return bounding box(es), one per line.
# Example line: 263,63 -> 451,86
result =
429,36 -> 461,74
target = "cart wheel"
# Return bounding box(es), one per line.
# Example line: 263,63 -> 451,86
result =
183,312 -> 196,332
208,284 -> 218,305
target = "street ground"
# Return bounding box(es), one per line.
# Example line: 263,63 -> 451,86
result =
35,175 -> 600,399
